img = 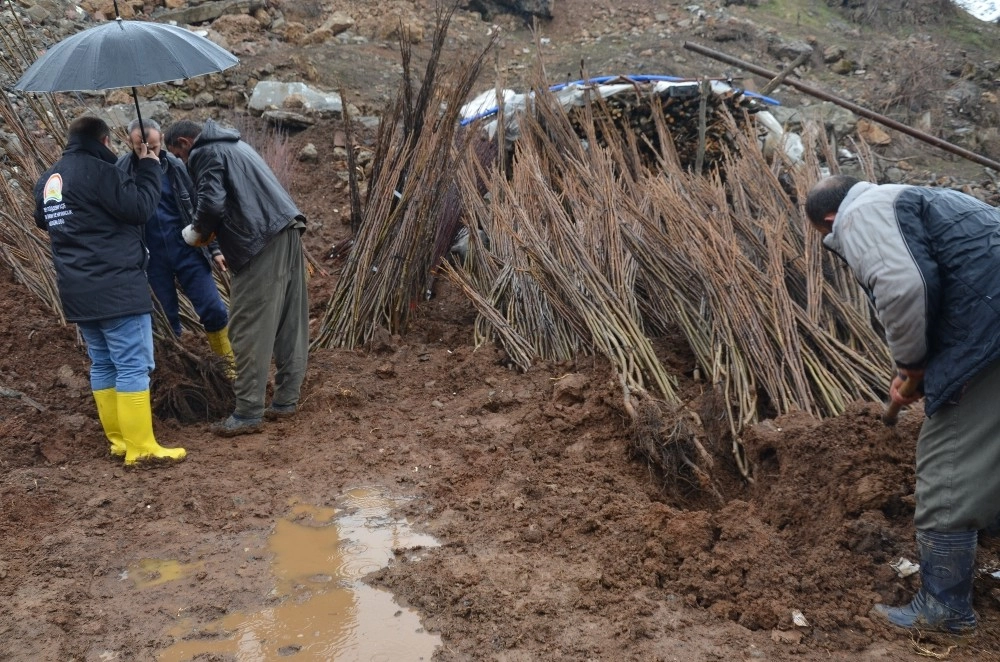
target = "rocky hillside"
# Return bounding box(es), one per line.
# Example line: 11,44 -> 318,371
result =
3,0 -> 1000,191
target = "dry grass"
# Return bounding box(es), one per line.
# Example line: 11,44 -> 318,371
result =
232,115 -> 296,191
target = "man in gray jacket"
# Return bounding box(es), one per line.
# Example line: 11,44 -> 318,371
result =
805,174 -> 1000,634
164,119 -> 308,436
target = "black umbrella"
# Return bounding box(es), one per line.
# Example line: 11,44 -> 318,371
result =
13,0 -> 238,140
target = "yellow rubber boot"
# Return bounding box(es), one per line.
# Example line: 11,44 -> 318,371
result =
92,388 -> 126,457
117,390 -> 186,466
206,326 -> 236,379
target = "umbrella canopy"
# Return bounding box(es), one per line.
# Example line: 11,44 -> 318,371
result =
13,18 -> 238,93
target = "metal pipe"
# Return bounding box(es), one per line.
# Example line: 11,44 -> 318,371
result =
683,41 -> 1000,172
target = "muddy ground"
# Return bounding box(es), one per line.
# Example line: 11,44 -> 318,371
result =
4,0 -> 1000,660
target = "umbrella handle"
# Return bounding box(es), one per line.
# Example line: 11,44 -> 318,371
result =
130,86 -> 146,146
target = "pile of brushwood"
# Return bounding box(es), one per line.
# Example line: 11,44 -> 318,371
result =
312,10 -> 893,499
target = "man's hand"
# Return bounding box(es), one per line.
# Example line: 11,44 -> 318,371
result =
136,142 -> 159,163
182,224 -> 214,247
213,254 -> 227,272
889,368 -> 924,406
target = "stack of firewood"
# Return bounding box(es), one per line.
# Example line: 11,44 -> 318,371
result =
565,81 -> 766,172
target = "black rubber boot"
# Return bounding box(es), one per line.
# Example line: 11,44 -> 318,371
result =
873,530 -> 977,634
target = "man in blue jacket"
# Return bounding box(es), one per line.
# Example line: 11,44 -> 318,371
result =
34,116 -> 186,465
117,119 -> 234,371
164,119 -> 308,437
806,174 -> 1000,634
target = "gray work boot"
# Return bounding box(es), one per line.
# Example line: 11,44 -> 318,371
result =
872,530 -> 977,634
264,402 -> 297,421
211,413 -> 263,437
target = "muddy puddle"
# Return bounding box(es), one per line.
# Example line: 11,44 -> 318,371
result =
155,488 -> 440,661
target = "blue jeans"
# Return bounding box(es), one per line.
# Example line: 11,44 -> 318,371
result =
77,314 -> 155,393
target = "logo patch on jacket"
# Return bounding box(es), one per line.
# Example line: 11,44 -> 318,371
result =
43,173 -> 63,203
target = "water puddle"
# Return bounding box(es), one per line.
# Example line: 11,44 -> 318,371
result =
158,488 -> 440,661
126,558 -> 203,589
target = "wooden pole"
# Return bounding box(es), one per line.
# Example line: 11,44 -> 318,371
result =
760,50 -> 812,97
683,41 -> 1000,172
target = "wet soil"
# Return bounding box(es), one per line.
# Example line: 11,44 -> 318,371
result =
3,0 -> 1000,660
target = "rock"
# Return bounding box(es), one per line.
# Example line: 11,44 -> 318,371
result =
199,28 -> 232,51
252,7 -> 271,27
104,89 -> 133,106
770,102 -> 857,139
945,80 -> 981,108
885,167 -> 906,183
249,81 -> 343,118
262,110 -> 314,129
377,17 -> 424,44
99,100 -> 171,129
24,4 -> 51,24
210,13 -> 262,42
770,629 -> 803,645
298,143 -> 318,162
552,373 -> 588,405
297,12 -> 354,46
767,38 -> 812,62
158,0 -> 261,26
464,0 -> 554,19
0,131 -> 23,157
830,58 -> 855,75
320,10 -> 355,35
822,45 -> 845,63
80,0 -> 135,19
856,119 -> 891,145
522,525 -> 545,543
55,365 -> 87,390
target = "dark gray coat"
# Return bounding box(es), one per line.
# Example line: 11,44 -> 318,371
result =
187,120 -> 304,273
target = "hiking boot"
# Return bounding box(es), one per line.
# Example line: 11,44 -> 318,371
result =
872,529 -> 978,634
264,402 -> 297,421
211,414 -> 263,437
